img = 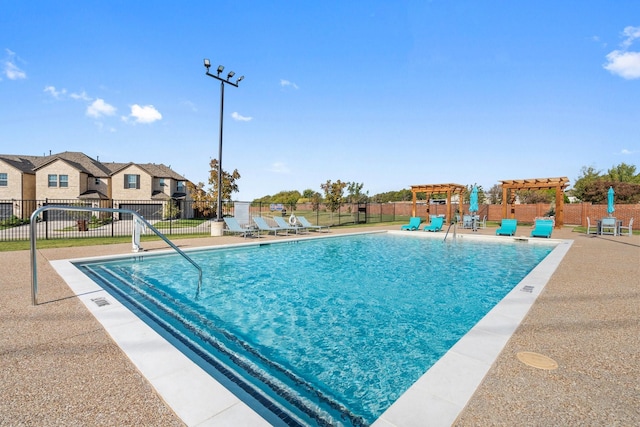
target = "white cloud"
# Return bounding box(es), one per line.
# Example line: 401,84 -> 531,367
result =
127,104 -> 162,124
44,86 -> 67,99
3,49 -> 27,80
620,148 -> 637,155
86,98 -> 117,118
604,26 -> 640,79
268,162 -> 290,174
231,111 -> 252,122
604,50 -> 640,79
70,91 -> 91,101
181,100 -> 197,112
280,79 -> 299,89
621,25 -> 640,48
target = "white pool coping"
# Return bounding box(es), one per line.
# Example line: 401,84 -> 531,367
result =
50,231 -> 572,427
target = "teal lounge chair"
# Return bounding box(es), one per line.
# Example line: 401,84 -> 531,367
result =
496,219 -> 517,236
297,216 -> 330,232
274,216 -> 306,234
223,217 -> 257,238
401,216 -> 422,231
530,219 -> 553,238
423,216 -> 444,232
253,216 -> 288,236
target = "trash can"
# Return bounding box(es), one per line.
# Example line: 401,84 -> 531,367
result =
77,219 -> 88,231
356,205 -> 367,224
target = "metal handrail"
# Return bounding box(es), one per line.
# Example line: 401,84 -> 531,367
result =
443,220 -> 457,242
30,205 -> 203,305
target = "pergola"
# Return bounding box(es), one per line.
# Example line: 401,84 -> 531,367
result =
500,177 -> 570,228
410,183 -> 466,225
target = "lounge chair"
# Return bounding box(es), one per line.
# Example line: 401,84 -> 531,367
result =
477,215 -> 486,229
401,216 -> 422,231
297,216 -> 330,232
223,217 -> 257,238
618,217 -> 633,236
462,215 -> 473,229
530,219 -> 553,238
586,217 -> 597,235
423,216 -> 444,232
253,216 -> 288,236
496,219 -> 517,236
274,216 -> 306,234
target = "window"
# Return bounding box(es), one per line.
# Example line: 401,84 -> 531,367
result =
0,173 -> 7,187
177,181 -> 185,193
124,174 -> 140,189
47,174 -> 69,188
95,178 -> 100,185
159,178 -> 166,187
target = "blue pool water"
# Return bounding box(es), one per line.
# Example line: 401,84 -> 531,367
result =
75,232 -> 554,426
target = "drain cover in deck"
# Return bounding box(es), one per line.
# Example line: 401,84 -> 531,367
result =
516,352 -> 558,370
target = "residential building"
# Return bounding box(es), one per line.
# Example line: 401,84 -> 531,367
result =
0,151 -> 192,220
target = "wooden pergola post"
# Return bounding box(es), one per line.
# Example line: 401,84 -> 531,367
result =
411,190 -> 417,217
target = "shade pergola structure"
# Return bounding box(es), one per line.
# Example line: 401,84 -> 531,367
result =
500,177 -> 570,228
410,183 -> 466,225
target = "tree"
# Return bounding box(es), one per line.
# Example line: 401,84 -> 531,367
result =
572,166 -> 602,201
309,191 -> 323,211
320,179 -> 347,214
207,158 -> 241,202
371,189 -> 415,202
516,189 -> 554,204
605,162 -> 640,183
582,181 -> 640,204
269,190 -> 302,209
573,162 -> 640,202
486,184 -> 502,204
346,182 -> 369,204
302,189 -> 316,199
187,181 -> 214,217
188,159 -> 240,217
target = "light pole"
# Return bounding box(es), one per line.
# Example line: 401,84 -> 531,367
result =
204,59 -> 244,233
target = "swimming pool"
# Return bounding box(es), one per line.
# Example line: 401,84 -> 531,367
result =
60,231 -> 567,426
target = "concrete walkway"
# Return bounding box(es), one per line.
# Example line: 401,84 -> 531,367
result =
1,225 -> 638,425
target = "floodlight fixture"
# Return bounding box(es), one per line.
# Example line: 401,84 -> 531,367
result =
203,59 -> 245,224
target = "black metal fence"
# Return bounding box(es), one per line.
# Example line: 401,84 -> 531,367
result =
0,199 -> 416,242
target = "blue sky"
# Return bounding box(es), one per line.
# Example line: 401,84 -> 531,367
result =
1,1 -> 639,201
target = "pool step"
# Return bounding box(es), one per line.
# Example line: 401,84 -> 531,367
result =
80,264 -> 366,427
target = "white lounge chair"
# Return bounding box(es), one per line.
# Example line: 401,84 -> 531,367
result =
297,216 -> 330,232
253,216 -> 288,236
223,217 -> 256,238
274,216 -> 305,234
586,217 -> 597,235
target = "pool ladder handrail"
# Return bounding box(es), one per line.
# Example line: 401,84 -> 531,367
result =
30,205 -> 203,305
443,220 -> 457,242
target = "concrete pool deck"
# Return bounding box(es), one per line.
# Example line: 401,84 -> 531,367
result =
1,225 -> 639,425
